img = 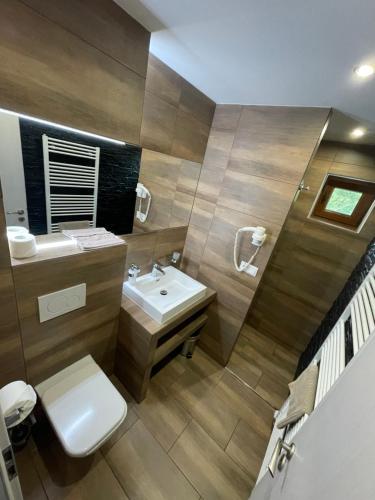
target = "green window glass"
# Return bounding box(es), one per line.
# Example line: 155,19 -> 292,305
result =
325,188 -> 362,216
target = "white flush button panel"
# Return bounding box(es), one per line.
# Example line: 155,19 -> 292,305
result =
38,283 -> 86,323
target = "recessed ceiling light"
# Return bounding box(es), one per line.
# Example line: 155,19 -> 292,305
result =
354,64 -> 374,78
350,127 -> 366,138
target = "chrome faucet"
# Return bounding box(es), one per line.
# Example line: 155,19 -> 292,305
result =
128,264 -> 140,284
152,262 -> 165,280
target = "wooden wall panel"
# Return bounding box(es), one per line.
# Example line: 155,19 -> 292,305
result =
248,140 -> 375,351
123,226 -> 188,279
0,0 -> 149,143
12,245 -> 126,384
133,149 -> 201,232
141,55 -> 215,163
22,0 -> 150,78
0,185 -> 26,386
182,105 -> 330,365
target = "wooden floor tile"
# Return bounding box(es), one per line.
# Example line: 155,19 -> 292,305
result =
32,443 -> 127,500
215,372 -> 274,439
255,372 -> 290,409
16,444 -> 47,500
101,407 -> 138,455
169,348 -> 225,415
106,420 -> 199,500
169,420 -> 251,500
226,419 -> 270,482
133,382 -> 191,451
189,382 -> 240,449
227,349 -> 262,388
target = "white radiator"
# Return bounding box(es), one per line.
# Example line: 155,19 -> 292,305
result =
286,263 -> 375,440
42,135 -> 100,233
258,263 -> 375,482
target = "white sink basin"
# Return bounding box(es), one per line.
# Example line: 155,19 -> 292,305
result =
123,266 -> 207,324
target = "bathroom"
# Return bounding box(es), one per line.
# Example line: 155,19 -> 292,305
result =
0,0 -> 374,499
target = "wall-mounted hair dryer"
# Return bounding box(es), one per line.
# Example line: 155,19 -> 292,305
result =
233,226 -> 267,273
135,182 -> 151,223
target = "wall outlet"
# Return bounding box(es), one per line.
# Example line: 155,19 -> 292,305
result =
38,283 -> 86,322
240,261 -> 258,277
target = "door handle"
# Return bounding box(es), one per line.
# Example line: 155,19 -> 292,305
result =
6,209 -> 24,215
268,438 -> 295,477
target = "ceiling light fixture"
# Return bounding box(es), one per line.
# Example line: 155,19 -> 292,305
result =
350,127 -> 366,138
354,64 -> 374,78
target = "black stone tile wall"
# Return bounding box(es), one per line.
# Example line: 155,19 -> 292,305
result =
20,118 -> 141,235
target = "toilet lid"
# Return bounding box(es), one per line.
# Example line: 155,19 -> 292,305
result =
36,356 -> 127,457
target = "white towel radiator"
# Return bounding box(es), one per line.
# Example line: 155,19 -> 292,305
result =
258,262 -> 375,481
42,135 -> 100,233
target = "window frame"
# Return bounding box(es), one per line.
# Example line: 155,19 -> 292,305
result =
309,174 -> 375,232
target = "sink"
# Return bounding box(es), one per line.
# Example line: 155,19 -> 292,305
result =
123,266 -> 207,324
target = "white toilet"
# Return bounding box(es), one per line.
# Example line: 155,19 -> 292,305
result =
35,355 -> 127,457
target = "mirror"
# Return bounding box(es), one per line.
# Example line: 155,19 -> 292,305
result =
0,108 -> 202,236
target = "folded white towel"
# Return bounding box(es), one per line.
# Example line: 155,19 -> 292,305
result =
77,234 -> 124,250
62,227 -> 124,250
62,227 -> 108,238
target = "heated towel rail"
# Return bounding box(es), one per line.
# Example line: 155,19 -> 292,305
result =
43,135 -> 100,233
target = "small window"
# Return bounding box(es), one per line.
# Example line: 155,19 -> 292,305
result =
310,175 -> 375,231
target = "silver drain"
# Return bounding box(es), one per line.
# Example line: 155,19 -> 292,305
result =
160,289 -> 168,296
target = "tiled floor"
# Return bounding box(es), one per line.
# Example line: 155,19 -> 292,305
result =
16,325 -> 299,500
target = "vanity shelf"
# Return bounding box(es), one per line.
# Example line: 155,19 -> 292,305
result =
115,288 -> 216,402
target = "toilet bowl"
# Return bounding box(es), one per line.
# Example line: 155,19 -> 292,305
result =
35,355 -> 127,457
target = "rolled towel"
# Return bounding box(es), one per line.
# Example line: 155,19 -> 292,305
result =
7,226 -> 29,237
0,381 -> 37,428
8,233 -> 37,259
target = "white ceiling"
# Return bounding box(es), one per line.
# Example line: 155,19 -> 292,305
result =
115,0 -> 375,140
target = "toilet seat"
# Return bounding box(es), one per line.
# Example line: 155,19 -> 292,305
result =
36,355 -> 127,457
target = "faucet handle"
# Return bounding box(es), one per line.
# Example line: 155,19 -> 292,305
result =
128,264 -> 140,277
170,251 -> 181,264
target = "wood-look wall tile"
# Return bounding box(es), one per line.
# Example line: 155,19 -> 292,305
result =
124,231 -> 158,276
142,55 -> 214,163
176,160 -> 202,196
13,245 -> 126,383
183,104 -> 329,364
140,91 -> 178,154
229,129 -> 316,185
333,143 -> 375,167
199,205 -> 281,292
203,129 -> 235,170
139,149 -> 181,190
171,110 -> 211,164
145,54 -> 182,106
171,191 -> 195,226
237,106 -> 329,136
211,104 -> 242,130
22,0 -> 150,77
153,226 -> 188,263
179,80 -> 215,127
219,169 -> 296,226
195,166 -> 226,205
189,198 -> 216,231
0,193 -> 26,386
0,1 -> 144,143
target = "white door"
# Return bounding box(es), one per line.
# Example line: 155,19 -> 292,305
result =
251,331 -> 375,500
0,406 -> 23,500
0,112 -> 29,229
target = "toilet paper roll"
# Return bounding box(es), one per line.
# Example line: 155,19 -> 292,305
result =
0,381 -> 37,428
8,232 -> 37,259
6,226 -> 29,237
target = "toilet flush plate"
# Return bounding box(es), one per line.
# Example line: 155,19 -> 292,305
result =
38,283 -> 86,322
